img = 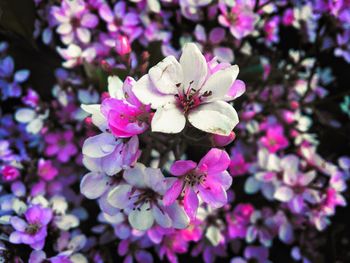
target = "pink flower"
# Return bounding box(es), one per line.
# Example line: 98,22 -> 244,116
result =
212,131 -> 236,147
218,1 -> 257,39
229,150 -> 249,176
260,125 -> 289,153
1,165 -> 20,181
37,159 -> 58,181
226,204 -> 254,239
163,148 -> 232,219
101,76 -> 151,138
44,131 -> 78,163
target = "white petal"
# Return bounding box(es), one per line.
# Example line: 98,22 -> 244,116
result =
80,172 -> 109,199
27,119 -> 43,134
188,101 -> 239,135
57,23 -> 72,34
166,202 -> 189,229
76,27 -> 91,43
151,104 -> 186,133
133,75 -> 176,109
128,204 -> 154,230
108,76 -> 124,99
149,56 -> 183,94
81,104 -> 107,131
123,164 -> 147,188
152,205 -> 172,228
180,43 -> 208,91
107,184 -> 132,209
82,133 -> 118,158
274,186 -> 294,202
82,156 -> 102,172
15,108 -> 35,123
201,65 -> 239,102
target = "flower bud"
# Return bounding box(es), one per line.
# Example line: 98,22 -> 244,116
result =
115,35 -> 131,56
212,131 -> 236,147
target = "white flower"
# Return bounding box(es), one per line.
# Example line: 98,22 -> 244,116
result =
15,108 -> 49,134
107,164 -> 189,231
133,43 -> 242,136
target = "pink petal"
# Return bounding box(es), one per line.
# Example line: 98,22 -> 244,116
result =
184,187 -> 199,219
163,179 -> 183,206
170,160 -> 197,176
198,148 -> 230,174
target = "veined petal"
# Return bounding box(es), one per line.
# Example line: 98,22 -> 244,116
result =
188,101 -> 239,136
151,104 -> 186,134
123,164 -> 147,188
107,184 -> 132,209
152,205 -> 172,228
149,56 -> 183,94
128,204 -> 154,231
170,160 -> 197,176
184,187 -> 199,219
163,179 -> 184,206
82,133 -> 118,158
201,65 -> 239,102
133,75 -> 176,109
80,172 -> 109,199
180,43 -> 207,91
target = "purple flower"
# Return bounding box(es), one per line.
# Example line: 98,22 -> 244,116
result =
38,159 -> 58,181
9,205 -> 53,250
44,131 -> 78,163
98,2 -> 142,42
163,148 -> 232,219
51,0 -> 99,44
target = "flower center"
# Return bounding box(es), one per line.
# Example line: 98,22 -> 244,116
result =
25,223 -> 41,235
175,82 -> 212,113
184,171 -> 207,187
129,189 -> 159,211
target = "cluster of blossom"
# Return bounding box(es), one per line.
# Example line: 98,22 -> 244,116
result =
1,0 -> 350,262
31,0 -> 350,71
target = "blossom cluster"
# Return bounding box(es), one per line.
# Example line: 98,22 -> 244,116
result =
1,0 -> 350,262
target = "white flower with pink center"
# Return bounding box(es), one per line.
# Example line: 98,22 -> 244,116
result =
133,43 -> 244,136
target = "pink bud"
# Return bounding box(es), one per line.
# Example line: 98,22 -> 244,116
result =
1,166 -> 20,181
212,131 -> 236,147
115,35 -> 131,56
290,101 -> 299,110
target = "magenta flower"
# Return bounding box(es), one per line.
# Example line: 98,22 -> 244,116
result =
163,148 -> 232,219
218,1 -> 257,39
37,159 -> 58,181
44,131 -> 78,163
260,125 -> 289,153
101,76 -> 151,138
1,165 -> 20,181
9,205 -> 53,250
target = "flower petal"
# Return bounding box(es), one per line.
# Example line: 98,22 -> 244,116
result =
82,133 -> 117,158
107,184 -> 132,209
198,148 -> 230,174
133,75 -> 176,109
163,179 -> 184,206
170,160 -> 197,176
80,172 -> 109,199
274,186 -> 294,202
188,101 -> 239,136
184,187 -> 199,219
149,56 -> 183,94
180,43 -> 207,91
151,104 -> 186,133
152,205 -> 172,228
128,204 -> 154,231
201,65 -> 239,102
